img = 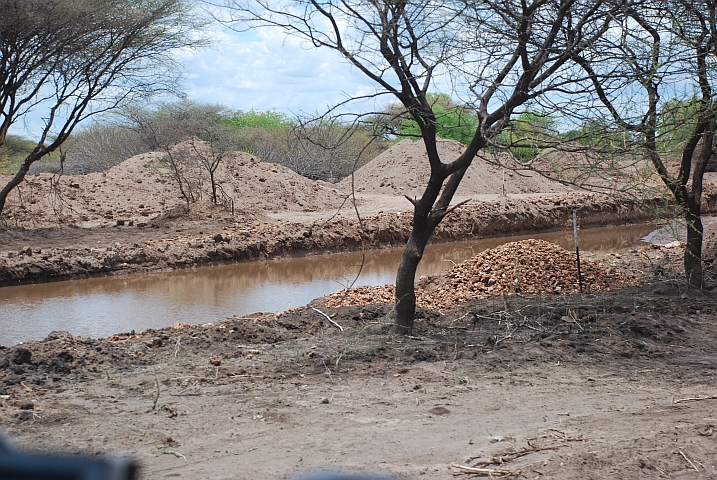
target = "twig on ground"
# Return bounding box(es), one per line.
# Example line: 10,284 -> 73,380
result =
468,445 -> 562,467
163,449 -> 186,462
449,311 -> 475,326
312,307 -> 344,331
322,361 -> 334,383
673,395 -> 717,404
173,337 -> 181,359
679,450 -> 699,471
568,309 -> 584,331
451,463 -> 517,477
494,326 -> 520,345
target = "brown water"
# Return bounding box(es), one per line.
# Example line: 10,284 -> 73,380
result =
0,224 -> 656,346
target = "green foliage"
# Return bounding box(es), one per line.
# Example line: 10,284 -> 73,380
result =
657,98 -> 703,154
495,112 -> 559,162
226,110 -> 290,131
0,135 -> 36,174
562,118 -> 629,152
392,93 -> 480,145
123,100 -> 384,182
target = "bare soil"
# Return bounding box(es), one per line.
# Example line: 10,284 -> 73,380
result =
1,143 -> 717,479
2,252 -> 717,479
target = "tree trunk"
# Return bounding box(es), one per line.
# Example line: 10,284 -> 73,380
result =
395,234 -> 426,334
684,125 -> 714,289
682,131 -> 713,289
0,156 -> 35,215
394,163 -> 472,334
684,210 -> 703,288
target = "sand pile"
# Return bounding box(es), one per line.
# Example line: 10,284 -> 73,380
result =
220,152 -> 341,213
338,139 -> 572,197
0,146 -> 344,228
325,239 -> 640,309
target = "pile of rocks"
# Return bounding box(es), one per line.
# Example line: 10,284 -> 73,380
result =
326,239 -> 640,309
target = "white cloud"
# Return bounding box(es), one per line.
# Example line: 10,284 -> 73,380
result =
178,26 -> 378,116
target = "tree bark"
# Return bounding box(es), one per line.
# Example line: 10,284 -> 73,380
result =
684,210 -> 703,288
395,186 -> 436,334
394,163 -> 472,334
683,129 -> 714,288
0,155 -> 36,214
395,235 -> 424,335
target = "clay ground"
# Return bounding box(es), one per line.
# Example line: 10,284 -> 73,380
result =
1,140 -> 717,478
1,248 -> 717,479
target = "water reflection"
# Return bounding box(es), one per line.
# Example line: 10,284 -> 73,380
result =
0,223 -> 655,345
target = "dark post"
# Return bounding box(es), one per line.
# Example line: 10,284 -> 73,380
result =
573,211 -> 583,292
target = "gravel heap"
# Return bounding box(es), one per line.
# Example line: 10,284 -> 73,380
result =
325,239 -> 640,309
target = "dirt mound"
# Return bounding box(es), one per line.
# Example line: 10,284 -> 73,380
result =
0,314 -> 292,393
325,239 -> 640,309
0,147 -> 344,229
220,152 -> 341,213
338,139 -> 572,197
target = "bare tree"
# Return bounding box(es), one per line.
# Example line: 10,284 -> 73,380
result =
218,0 -> 626,333
568,0 -> 717,287
0,0 -> 205,214
125,100 -> 239,206
286,119 -> 385,181
57,123 -> 149,175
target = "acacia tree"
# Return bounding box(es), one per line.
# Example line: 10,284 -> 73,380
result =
126,101 -> 239,206
570,0 -> 717,287
220,0 -> 625,333
0,0 -> 203,214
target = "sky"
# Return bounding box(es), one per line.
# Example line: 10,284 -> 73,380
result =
175,26 -> 380,117
9,24 -> 383,139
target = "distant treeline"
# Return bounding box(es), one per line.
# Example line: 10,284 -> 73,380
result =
6,94 -> 703,181
17,100 -> 388,182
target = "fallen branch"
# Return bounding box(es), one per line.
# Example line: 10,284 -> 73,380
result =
469,445 -> 562,467
312,307 -> 344,331
494,325 -> 520,345
451,464 -> 517,477
164,449 -> 186,462
673,395 -> 717,404
679,450 -> 699,471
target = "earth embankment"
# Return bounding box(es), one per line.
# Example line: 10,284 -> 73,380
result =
0,193 -> 672,287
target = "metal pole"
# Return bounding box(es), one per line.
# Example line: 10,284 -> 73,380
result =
573,211 -> 583,292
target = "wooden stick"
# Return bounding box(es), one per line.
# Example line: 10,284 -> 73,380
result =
673,395 -> 717,404
451,464 -> 516,476
679,450 -> 699,471
312,307 -> 344,331
470,445 -> 562,467
164,449 -> 187,462
573,211 -> 583,292
152,376 -> 160,411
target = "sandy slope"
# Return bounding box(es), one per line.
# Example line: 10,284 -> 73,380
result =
338,139 -> 573,197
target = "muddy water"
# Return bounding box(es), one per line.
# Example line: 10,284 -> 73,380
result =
0,224 -> 655,345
